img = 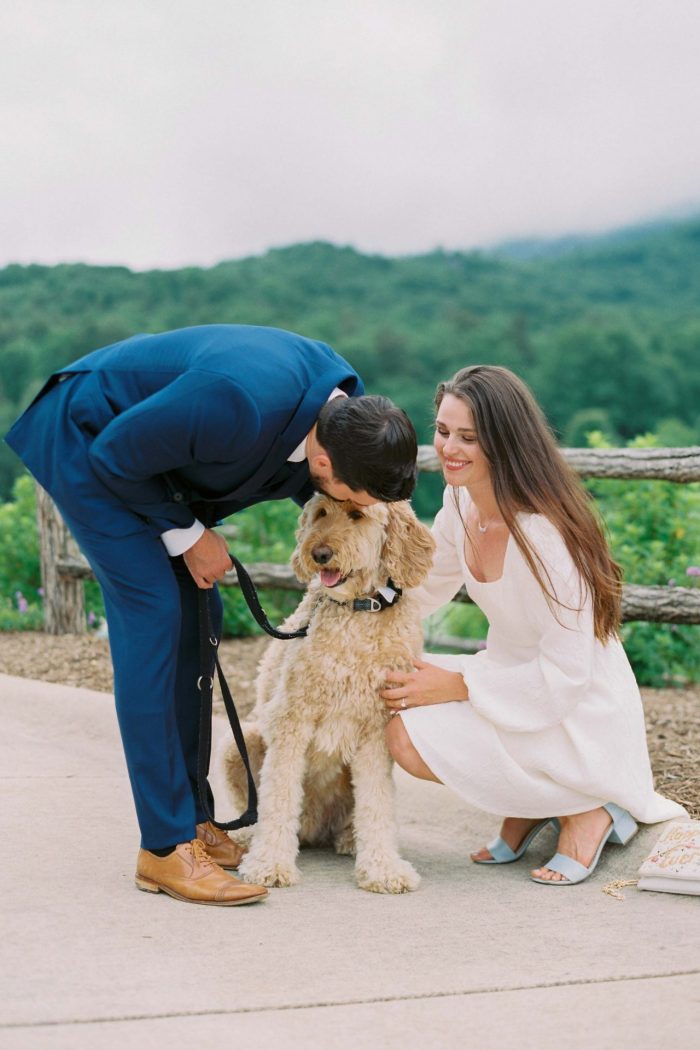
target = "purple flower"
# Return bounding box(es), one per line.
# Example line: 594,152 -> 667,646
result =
668,578 -> 676,587
37,587 -> 45,598
87,611 -> 97,626
17,596 -> 28,614
686,566 -> 700,578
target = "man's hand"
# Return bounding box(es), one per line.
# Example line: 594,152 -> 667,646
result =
183,528 -> 232,589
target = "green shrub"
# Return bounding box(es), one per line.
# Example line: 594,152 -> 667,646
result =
586,431 -> 700,686
0,474 -> 43,629
563,407 -> 619,447
0,596 -> 44,631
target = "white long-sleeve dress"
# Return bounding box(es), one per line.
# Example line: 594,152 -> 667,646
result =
401,486 -> 685,823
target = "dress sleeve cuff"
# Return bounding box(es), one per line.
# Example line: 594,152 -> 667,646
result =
160,519 -> 205,556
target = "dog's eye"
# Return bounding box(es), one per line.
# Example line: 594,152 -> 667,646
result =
314,509 -> 327,520
347,510 -> 364,522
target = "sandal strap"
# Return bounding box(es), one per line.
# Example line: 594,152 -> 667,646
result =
485,836 -> 517,863
539,852 -> 589,882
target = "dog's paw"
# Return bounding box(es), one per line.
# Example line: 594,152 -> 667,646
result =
238,855 -> 301,888
355,858 -> 421,894
333,827 -> 356,856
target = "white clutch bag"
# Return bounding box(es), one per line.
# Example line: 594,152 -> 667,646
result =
637,819 -> 700,895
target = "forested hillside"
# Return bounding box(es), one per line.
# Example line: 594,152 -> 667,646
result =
2,217 -> 700,502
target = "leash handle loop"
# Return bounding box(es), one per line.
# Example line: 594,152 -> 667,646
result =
196,588 -> 258,831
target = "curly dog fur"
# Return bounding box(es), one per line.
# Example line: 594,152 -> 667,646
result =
222,494 -> 435,893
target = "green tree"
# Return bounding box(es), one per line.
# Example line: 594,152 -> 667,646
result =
535,323 -> 672,438
0,340 -> 34,405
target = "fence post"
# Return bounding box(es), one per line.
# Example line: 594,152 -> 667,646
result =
36,485 -> 86,634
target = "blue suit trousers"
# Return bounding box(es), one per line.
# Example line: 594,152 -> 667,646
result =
58,504 -> 223,848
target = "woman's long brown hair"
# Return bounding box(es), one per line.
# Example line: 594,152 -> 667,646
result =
436,365 -> 622,642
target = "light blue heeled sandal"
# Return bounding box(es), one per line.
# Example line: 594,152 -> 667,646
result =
530,803 -> 638,885
472,817 -> 559,865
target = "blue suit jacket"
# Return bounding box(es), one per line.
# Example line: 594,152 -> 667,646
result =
6,325 -> 363,536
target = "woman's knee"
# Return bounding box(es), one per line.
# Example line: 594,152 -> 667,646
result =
385,715 -> 440,782
385,716 -> 417,770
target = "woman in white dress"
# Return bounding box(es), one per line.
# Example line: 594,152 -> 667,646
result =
381,365 -> 685,884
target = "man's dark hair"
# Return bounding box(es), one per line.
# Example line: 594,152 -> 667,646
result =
316,395 -> 417,501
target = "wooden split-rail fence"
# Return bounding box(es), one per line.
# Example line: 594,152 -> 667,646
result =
37,446 -> 700,639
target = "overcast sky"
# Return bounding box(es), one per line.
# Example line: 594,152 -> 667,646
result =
2,0 -> 699,270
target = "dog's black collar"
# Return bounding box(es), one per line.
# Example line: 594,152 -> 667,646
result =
330,579 -> 403,614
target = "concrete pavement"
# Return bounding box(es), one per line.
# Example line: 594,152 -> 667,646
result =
1,673 -> 698,1049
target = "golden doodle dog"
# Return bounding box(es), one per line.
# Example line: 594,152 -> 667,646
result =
223,493 -> 435,894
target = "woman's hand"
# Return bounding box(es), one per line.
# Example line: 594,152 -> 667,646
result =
380,658 -> 469,713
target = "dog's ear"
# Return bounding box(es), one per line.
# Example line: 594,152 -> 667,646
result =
381,501 -> 436,589
290,500 -> 316,583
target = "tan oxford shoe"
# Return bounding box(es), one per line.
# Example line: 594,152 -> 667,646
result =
196,820 -> 247,869
135,840 -> 267,906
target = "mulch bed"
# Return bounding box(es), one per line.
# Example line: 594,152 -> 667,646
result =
1,631 -> 697,818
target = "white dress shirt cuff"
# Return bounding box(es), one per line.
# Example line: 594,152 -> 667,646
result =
161,519 -> 206,556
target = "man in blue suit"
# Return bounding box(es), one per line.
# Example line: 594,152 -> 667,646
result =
6,324 -> 417,907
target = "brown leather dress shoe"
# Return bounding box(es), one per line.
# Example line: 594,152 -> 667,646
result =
196,821 -> 247,869
135,840 -> 267,906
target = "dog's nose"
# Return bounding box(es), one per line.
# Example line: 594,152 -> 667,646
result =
312,545 -> 334,565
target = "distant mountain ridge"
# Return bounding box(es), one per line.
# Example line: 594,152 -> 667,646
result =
491,209 -> 700,261
1,213 -> 699,501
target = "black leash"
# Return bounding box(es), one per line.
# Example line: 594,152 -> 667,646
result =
196,554 -> 308,832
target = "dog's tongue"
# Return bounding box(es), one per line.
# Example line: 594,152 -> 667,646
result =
320,569 -> 343,588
